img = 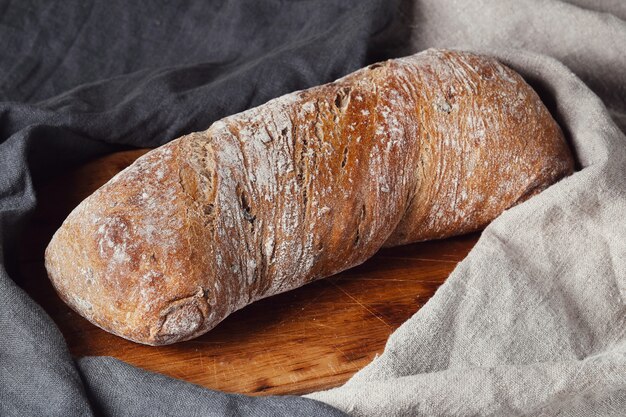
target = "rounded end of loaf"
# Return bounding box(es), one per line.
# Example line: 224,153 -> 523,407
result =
44,138 -> 228,346
384,49 -> 575,246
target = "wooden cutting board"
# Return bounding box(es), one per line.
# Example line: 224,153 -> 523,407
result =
16,149 -> 478,396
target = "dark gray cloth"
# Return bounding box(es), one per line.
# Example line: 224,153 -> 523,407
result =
0,1 -> 403,415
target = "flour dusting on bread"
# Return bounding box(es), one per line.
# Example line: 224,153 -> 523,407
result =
45,49 -> 574,345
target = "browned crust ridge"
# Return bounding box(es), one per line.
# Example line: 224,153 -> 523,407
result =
45,49 -> 574,345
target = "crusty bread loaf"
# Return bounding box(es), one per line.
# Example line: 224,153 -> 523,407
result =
45,49 -> 574,346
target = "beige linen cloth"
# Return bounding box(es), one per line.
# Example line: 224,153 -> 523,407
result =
307,1 -> 626,415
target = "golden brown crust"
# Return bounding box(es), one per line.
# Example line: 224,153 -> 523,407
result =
44,49 -> 574,345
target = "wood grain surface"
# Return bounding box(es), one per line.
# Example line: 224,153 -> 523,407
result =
16,148 -> 478,396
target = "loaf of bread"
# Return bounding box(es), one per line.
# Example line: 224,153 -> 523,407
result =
45,49 -> 574,345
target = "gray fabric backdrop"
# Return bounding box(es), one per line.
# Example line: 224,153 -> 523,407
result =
308,1 -> 626,415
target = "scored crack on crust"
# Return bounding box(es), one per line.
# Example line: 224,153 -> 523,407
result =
44,49 -> 574,345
